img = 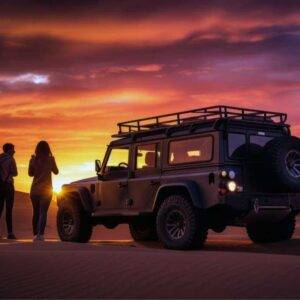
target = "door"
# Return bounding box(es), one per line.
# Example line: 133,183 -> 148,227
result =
100,146 -> 130,211
128,142 -> 161,212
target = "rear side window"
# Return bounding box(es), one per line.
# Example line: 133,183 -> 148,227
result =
168,136 -> 213,165
228,133 -> 246,158
228,133 -> 274,159
250,135 -> 273,147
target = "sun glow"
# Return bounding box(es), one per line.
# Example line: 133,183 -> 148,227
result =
53,179 -> 65,194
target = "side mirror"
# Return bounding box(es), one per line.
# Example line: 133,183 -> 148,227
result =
95,159 -> 102,173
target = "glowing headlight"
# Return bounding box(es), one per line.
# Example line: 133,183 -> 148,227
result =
227,181 -> 237,192
228,170 -> 236,179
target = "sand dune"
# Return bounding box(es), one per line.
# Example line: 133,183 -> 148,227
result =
1,192 -> 300,298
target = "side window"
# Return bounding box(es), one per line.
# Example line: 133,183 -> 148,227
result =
168,136 -> 213,165
228,133 -> 246,158
136,144 -> 160,170
105,147 -> 129,172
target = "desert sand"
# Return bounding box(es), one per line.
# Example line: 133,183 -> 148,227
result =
1,192 -> 300,299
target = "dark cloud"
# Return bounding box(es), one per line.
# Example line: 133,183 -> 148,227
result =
1,0 -> 300,19
246,24 -> 300,37
0,0 -> 300,109
1,29 -> 300,87
1,0 -> 299,84
0,34 -> 71,72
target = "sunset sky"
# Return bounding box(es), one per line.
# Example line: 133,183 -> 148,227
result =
1,0 -> 300,192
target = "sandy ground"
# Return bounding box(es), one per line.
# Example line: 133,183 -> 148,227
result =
1,192 -> 300,299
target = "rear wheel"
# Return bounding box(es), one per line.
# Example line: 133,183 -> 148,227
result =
129,217 -> 158,241
246,214 -> 296,243
57,198 -> 93,243
156,195 -> 207,250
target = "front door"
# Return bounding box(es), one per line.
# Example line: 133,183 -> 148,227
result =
100,146 -> 130,211
128,142 -> 161,212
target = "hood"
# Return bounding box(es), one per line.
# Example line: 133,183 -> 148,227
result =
70,176 -> 98,184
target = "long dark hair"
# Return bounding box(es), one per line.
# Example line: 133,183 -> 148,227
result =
35,140 -> 52,158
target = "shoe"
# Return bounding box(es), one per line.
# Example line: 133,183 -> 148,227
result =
34,235 -> 45,242
7,233 -> 17,240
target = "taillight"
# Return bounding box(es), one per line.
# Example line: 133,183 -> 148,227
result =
219,169 -> 236,179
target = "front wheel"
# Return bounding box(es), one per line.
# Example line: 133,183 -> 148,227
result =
57,199 -> 93,243
246,214 -> 296,243
156,195 -> 208,250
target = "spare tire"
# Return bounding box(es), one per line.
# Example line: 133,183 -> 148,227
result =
262,136 -> 300,192
231,143 -> 262,161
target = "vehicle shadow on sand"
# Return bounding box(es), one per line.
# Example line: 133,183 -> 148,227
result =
135,238 -> 300,256
2,236 -> 300,256
204,238 -> 300,256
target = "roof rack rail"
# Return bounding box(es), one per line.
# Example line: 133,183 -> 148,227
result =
115,105 -> 287,137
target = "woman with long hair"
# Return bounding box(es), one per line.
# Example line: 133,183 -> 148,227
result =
28,141 -> 59,241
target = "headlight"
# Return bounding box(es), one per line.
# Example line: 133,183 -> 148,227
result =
228,170 -> 236,179
227,181 -> 237,192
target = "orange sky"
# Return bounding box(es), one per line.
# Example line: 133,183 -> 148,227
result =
1,1 -> 300,192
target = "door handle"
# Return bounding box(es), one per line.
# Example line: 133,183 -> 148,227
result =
118,182 -> 128,188
150,180 -> 160,186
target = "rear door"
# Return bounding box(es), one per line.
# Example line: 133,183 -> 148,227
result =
127,142 -> 161,212
161,133 -> 219,209
226,131 -> 275,193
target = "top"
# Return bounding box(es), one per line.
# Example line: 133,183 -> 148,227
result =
29,155 -> 59,197
0,153 -> 18,185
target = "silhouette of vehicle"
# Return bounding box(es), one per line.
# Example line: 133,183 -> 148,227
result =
56,105 -> 300,249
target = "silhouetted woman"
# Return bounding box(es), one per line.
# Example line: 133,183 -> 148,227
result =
28,141 -> 59,241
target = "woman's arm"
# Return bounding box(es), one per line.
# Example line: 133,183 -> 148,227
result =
51,156 -> 59,175
28,156 -> 35,177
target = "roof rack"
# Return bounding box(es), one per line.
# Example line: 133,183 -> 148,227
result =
115,105 -> 287,137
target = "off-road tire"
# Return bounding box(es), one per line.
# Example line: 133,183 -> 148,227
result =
57,198 -> 93,243
156,195 -> 207,250
262,136 -> 300,192
129,217 -> 158,241
246,214 -> 296,243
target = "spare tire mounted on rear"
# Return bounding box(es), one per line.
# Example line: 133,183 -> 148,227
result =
262,136 -> 300,192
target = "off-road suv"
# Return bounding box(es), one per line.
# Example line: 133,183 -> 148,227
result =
57,106 -> 300,249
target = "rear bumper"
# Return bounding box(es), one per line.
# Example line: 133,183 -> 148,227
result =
225,193 -> 300,223
226,192 -> 300,210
